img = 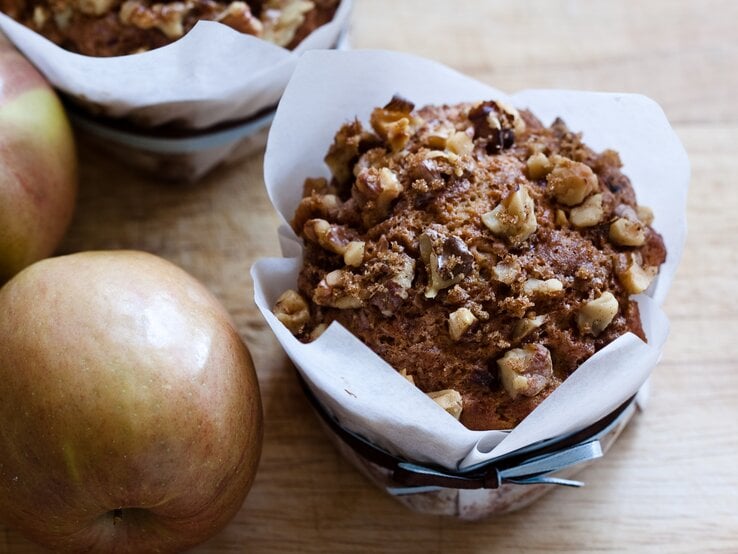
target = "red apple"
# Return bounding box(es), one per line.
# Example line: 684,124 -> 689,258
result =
0,251 -> 263,553
0,35 -> 77,283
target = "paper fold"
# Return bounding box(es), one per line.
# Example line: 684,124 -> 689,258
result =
253,50 -> 689,470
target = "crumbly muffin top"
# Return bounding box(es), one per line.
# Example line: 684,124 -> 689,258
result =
275,97 -> 666,431
1,0 -> 339,56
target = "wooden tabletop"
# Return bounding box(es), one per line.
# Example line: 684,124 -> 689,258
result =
2,0 -> 737,552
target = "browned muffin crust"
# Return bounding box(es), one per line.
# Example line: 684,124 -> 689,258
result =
0,0 -> 339,56
275,97 -> 666,431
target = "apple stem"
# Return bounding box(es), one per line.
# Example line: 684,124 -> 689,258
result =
113,509 -> 123,525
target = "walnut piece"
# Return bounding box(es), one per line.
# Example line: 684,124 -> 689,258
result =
324,121 -> 371,185
555,209 -> 568,227
370,96 -> 422,151
261,0 -> 313,47
427,390 -> 463,420
526,152 -> 553,180
522,278 -> 564,296
419,229 -> 474,298
303,218 -> 365,267
343,241 -> 365,267
616,255 -> 656,294
216,1 -> 264,35
354,167 -> 404,225
370,252 -> 416,317
570,193 -> 604,227
610,217 -> 646,246
274,289 -> 310,334
468,100 -> 524,154
547,156 -> 598,206
445,131 -> 474,156
309,323 -> 327,341
399,368 -> 415,385
577,291 -> 619,336
449,307 -> 477,341
119,1 -> 191,39
636,205 -> 655,226
498,344 -> 553,400
491,260 -> 520,285
76,0 -> 117,16
512,314 -> 547,341
481,185 -> 538,245
313,269 -> 364,309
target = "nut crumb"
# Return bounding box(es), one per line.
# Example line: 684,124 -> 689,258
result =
547,155 -> 598,206
498,344 -> 553,400
481,185 -> 538,245
570,193 -> 604,227
577,292 -> 619,336
274,289 -> 310,334
449,307 -> 477,341
427,389 -> 463,419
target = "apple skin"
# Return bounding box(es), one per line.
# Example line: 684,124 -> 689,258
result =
0,35 -> 77,284
0,251 -> 263,553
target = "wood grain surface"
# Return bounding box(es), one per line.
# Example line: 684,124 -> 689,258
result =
2,0 -> 737,552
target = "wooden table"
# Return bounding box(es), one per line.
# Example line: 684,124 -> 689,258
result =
2,0 -> 737,551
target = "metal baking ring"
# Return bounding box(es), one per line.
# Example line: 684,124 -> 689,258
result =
296,371 -> 637,491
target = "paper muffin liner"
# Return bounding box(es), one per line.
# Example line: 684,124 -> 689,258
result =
251,50 -> 689,514
0,0 -> 352,128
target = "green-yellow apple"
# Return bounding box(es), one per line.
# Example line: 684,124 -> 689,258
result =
0,35 -> 77,284
0,251 -> 263,553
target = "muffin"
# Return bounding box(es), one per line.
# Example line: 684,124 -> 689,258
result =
0,0 -> 340,56
274,96 -> 666,431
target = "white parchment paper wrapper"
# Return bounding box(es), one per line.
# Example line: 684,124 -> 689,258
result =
0,1 -> 351,128
252,50 -> 689,471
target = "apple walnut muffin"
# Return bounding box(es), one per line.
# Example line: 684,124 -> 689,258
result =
0,0 -> 339,56
275,97 -> 666,431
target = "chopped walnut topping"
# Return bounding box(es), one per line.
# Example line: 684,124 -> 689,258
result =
261,0 -> 313,47
570,193 -> 604,228
526,152 -> 553,180
498,344 -> 553,400
399,368 -> 415,385
343,241 -> 365,267
547,155 -> 598,206
419,229 -> 474,298
274,289 -> 310,334
449,307 -> 477,341
309,323 -> 327,340
369,252 -> 416,317
76,0 -> 117,16
354,167 -> 404,226
522,278 -> 563,296
577,292 -> 619,336
216,1 -> 264,35
427,389 -> 463,419
555,209 -> 569,227
313,269 -> 364,309
491,260 -> 521,285
512,314 -> 547,341
636,205 -> 655,226
481,185 -> 538,245
32,5 -> 48,26
324,121 -> 374,186
302,218 -> 364,266
119,1 -> 191,39
616,254 -> 656,294
610,217 -> 646,246
370,96 -> 422,151
468,100 -> 521,154
445,131 -> 474,156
